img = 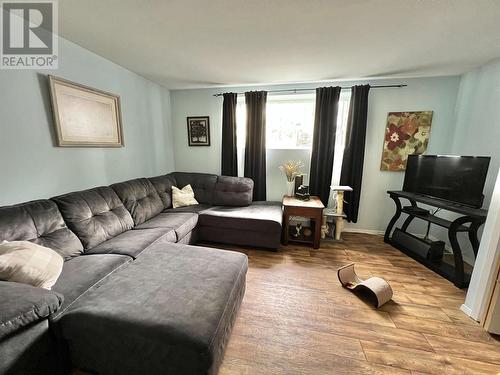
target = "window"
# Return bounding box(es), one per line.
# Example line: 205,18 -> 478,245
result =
236,91 -> 351,186
236,94 -> 315,152
266,94 -> 315,149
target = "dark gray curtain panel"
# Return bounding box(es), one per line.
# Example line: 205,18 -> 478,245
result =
244,91 -> 267,201
309,86 -> 342,206
221,92 -> 238,176
340,85 -> 370,223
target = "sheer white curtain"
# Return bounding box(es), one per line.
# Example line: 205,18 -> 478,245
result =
331,91 -> 351,187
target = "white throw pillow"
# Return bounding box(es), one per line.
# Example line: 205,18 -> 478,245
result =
172,184 -> 199,208
0,240 -> 64,290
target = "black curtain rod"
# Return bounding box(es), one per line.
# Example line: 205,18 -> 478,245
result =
212,84 -> 407,97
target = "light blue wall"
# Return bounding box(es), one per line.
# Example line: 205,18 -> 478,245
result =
438,59 -> 500,264
0,37 -> 175,206
451,58 -> 500,203
170,76 -> 461,232
351,77 -> 460,233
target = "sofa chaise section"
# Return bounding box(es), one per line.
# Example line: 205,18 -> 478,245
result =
148,172 -> 283,249
51,254 -> 132,317
199,201 -> 283,249
55,243 -> 248,375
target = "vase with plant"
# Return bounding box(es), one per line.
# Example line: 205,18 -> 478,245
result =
279,160 -> 303,197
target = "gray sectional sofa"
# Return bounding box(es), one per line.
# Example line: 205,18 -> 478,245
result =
0,172 -> 283,375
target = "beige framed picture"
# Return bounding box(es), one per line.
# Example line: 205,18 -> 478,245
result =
48,75 -> 124,147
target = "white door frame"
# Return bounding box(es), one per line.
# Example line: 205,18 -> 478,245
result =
461,168 -> 500,321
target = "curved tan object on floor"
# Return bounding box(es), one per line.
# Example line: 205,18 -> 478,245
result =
337,263 -> 393,308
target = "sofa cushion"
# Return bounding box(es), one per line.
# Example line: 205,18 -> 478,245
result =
0,200 -> 83,260
214,176 -> 253,206
148,174 -> 176,209
55,243 -> 248,375
52,187 -> 134,250
164,204 -> 211,214
52,254 -> 131,318
170,172 -> 218,205
87,228 -> 176,258
0,241 -> 63,290
111,178 -> 164,226
199,201 -> 283,233
135,213 -> 198,241
0,281 -> 63,340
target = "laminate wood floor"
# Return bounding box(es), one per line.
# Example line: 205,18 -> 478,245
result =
214,233 -> 500,375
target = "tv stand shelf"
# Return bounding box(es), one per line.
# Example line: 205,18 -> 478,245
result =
391,191 -> 487,217
401,207 -> 469,232
385,191 -> 487,288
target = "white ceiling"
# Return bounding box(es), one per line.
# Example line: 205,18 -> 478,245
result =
59,0 -> 500,89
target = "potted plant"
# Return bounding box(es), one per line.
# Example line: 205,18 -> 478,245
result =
279,160 -> 303,197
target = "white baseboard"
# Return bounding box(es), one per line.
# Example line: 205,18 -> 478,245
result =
343,228 -> 384,236
460,304 -> 480,322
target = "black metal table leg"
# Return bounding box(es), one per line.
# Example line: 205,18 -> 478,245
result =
448,216 -> 473,288
401,200 -> 418,232
384,194 -> 402,243
468,220 -> 481,258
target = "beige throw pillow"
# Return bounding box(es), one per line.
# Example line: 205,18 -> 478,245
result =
0,240 -> 64,290
172,184 -> 199,208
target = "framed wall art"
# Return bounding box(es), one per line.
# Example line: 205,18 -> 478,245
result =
48,75 -> 124,147
380,111 -> 433,171
187,116 -> 210,146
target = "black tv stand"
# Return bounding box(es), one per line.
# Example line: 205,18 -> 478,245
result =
403,206 -> 430,216
384,191 -> 488,288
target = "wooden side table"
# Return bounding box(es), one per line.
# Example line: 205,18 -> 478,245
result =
282,196 -> 325,249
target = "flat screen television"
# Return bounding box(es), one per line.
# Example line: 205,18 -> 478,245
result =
403,155 -> 490,208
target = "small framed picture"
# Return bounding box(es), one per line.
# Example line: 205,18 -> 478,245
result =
187,116 -> 210,146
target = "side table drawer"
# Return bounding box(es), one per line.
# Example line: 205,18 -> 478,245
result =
284,206 -> 322,218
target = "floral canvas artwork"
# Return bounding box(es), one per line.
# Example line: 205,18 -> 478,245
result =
380,111 -> 433,171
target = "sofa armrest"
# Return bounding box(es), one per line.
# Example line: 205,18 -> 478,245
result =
214,176 -> 254,206
0,281 -> 63,340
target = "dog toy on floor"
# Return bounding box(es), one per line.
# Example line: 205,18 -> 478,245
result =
337,263 -> 393,308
